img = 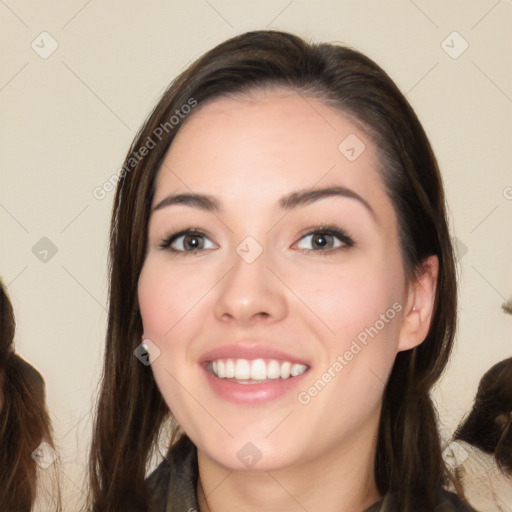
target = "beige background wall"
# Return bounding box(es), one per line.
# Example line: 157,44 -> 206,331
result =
1,0 -> 511,509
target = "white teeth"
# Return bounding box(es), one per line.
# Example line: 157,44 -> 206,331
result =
209,358 -> 308,380
225,359 -> 235,378
235,359 -> 251,380
250,359 -> 267,380
266,359 -> 281,379
280,361 -> 291,379
291,363 -> 308,377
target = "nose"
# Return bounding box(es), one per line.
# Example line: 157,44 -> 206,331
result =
213,249 -> 288,327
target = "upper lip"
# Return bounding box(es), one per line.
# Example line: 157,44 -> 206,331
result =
199,342 -> 310,366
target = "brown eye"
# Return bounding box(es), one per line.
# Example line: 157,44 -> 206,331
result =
159,229 -> 216,254
295,227 -> 355,254
178,234 -> 205,251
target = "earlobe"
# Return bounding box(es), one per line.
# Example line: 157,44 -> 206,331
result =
397,255 -> 439,352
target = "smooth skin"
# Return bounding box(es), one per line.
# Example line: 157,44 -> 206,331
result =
138,87 -> 438,512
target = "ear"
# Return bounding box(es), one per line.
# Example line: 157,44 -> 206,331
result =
397,255 -> 439,352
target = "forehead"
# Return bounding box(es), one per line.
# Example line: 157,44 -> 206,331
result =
154,89 -> 393,222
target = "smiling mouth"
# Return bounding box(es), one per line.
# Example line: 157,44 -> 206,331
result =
207,358 -> 309,383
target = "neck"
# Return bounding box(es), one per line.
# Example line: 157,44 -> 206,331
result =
196,413 -> 381,512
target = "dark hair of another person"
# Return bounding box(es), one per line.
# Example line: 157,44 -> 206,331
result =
455,357 -> 512,475
88,30 -> 464,511
0,280 -> 60,511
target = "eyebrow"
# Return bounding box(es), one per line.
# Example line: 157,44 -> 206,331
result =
152,185 -> 377,223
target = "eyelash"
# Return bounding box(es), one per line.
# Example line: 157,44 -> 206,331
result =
158,226 -> 355,256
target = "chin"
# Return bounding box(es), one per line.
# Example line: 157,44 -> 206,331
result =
201,439 -> 301,473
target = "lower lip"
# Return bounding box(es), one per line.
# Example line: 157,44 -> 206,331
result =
201,364 -> 309,405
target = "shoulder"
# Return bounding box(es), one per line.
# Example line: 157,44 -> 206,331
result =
437,490 -> 480,512
145,456 -> 172,507
145,434 -> 199,511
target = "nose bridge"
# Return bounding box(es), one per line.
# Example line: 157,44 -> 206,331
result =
213,238 -> 287,324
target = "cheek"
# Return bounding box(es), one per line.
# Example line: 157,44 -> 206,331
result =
137,259 -> 203,416
295,265 -> 403,429
138,258 -> 210,339
289,257 -> 404,343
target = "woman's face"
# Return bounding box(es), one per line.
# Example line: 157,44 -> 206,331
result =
138,88 -> 419,471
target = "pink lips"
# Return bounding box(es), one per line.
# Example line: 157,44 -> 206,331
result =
202,365 -> 309,404
199,342 -> 311,405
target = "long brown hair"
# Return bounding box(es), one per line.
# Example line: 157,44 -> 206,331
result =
455,357 -> 512,475
89,29 -> 463,511
0,279 -> 61,511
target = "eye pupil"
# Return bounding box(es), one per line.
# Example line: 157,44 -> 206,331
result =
184,235 -> 201,250
313,234 -> 329,248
